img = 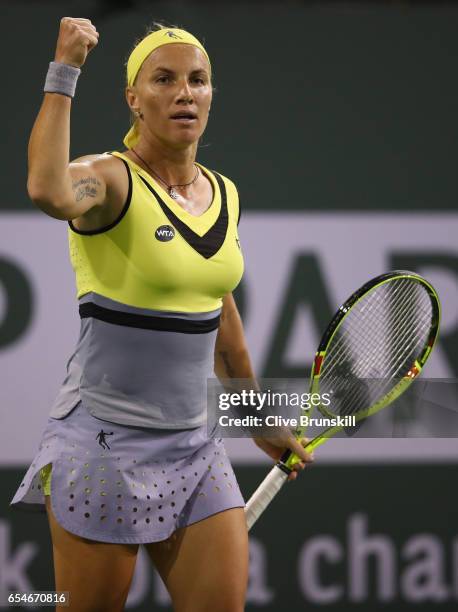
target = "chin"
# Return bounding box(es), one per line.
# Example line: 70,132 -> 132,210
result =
168,131 -> 202,149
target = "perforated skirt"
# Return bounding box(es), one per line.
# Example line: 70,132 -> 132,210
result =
10,401 -> 245,544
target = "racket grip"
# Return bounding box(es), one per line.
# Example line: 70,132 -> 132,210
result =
245,464 -> 289,531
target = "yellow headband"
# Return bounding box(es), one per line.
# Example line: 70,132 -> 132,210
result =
124,28 -> 211,148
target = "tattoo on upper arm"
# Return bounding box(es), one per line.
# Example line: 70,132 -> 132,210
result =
72,176 -> 102,202
219,350 -> 236,377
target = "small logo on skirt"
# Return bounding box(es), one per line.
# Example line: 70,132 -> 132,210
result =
96,430 -> 114,450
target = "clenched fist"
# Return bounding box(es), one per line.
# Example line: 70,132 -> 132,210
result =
54,17 -> 99,68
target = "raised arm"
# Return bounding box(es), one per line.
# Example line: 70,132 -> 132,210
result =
27,17 -> 106,220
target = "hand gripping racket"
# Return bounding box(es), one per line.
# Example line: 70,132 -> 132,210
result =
245,270 -> 440,530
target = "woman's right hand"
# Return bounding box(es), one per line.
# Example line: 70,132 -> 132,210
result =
54,17 -> 99,68
253,433 -> 314,482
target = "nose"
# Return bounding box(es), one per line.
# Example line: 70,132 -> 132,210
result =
176,78 -> 193,104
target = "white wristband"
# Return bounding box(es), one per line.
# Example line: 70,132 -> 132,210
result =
44,61 -> 81,98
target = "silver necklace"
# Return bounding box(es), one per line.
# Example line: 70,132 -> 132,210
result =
130,148 -> 200,200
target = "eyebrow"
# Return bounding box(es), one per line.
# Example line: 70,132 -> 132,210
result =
152,67 -> 208,75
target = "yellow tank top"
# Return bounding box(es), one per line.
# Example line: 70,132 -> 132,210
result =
68,151 -> 244,312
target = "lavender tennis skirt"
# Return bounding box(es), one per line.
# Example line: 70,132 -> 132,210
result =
10,401 -> 245,544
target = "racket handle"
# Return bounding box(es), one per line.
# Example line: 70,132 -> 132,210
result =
245,464 -> 289,531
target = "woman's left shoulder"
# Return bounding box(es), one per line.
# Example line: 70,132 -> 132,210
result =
209,168 -> 239,195
199,162 -> 236,187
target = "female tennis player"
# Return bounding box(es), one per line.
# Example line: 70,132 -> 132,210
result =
11,17 -> 313,611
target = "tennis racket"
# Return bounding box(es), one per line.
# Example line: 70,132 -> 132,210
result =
245,270 -> 440,530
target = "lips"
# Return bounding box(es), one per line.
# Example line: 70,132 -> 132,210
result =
170,111 -> 197,121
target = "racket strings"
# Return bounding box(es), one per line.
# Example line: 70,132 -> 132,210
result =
323,281 -> 423,384
326,281 -> 429,379
327,321 -> 422,421
363,283 -> 432,377
325,287 -> 431,414
319,279 -> 433,418
326,294 -> 431,416
358,288 -> 429,377
321,279 -> 418,377
325,332 -> 424,418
